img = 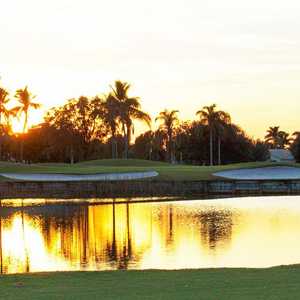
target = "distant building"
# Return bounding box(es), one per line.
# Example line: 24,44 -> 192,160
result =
269,149 -> 295,162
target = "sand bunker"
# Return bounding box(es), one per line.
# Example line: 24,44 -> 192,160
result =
214,166 -> 300,180
0,171 -> 158,182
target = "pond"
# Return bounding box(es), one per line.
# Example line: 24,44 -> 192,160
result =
0,196 -> 300,274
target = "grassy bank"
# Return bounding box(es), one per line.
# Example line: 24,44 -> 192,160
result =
1,266 -> 299,300
0,159 -> 298,181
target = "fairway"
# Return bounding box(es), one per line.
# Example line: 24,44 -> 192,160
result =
0,266 -> 299,300
0,159 -> 298,181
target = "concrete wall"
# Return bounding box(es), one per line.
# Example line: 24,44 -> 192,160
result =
1,180 -> 300,199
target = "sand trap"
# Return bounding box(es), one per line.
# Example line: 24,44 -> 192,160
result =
0,171 -> 159,182
214,166 -> 300,180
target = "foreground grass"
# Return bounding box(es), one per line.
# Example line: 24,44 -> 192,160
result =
0,159 -> 298,181
1,266 -> 300,300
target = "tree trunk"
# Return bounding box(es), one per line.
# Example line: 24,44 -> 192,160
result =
209,127 -> 213,166
125,125 -> 132,159
218,136 -> 221,165
20,112 -> 28,163
168,131 -> 173,163
0,137 -> 2,161
70,145 -> 74,164
111,139 -> 114,159
20,138 -> 24,162
122,123 -> 128,159
115,140 -> 118,159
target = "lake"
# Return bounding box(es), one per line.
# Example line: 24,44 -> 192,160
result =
0,196 -> 300,274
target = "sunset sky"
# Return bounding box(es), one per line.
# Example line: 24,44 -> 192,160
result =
1,0 -> 300,137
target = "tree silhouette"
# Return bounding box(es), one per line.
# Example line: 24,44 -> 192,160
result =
265,126 -> 291,149
196,104 -> 230,165
102,94 -> 120,159
264,126 -> 280,149
110,81 -> 151,159
155,110 -> 179,163
14,86 -> 41,161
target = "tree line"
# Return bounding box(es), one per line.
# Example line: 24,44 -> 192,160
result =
0,80 -> 299,164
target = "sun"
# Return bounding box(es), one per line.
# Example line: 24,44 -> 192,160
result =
10,110 -> 44,134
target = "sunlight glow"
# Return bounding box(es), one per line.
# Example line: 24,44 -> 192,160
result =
1,0 -> 300,137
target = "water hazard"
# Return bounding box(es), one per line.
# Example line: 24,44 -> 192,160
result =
0,196 -> 300,274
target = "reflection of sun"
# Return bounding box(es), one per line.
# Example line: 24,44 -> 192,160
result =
2,213 -> 70,273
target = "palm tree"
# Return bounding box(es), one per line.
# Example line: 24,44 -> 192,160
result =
292,131 -> 300,141
103,94 -> 120,159
196,104 -> 230,166
0,87 -> 9,125
215,120 -> 231,165
155,110 -> 179,163
277,131 -> 292,149
14,86 -> 41,161
110,81 -> 151,159
265,126 -> 281,149
0,87 -> 10,160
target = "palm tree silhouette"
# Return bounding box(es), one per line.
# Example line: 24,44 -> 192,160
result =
155,110 -> 179,163
0,87 -> 19,159
265,126 -> 280,149
196,104 -> 230,166
103,94 -> 120,159
215,120 -> 231,165
0,87 -> 10,160
110,81 -> 151,159
292,131 -> 300,141
265,127 -> 291,149
277,131 -> 292,149
14,86 -> 41,161
0,87 -> 10,125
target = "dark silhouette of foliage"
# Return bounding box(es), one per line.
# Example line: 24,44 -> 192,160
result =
109,81 -> 151,159
155,110 -> 179,163
0,79 -> 291,165
264,126 -> 292,149
196,104 -> 230,165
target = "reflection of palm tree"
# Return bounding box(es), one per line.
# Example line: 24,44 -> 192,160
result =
196,104 -> 231,166
21,201 -> 30,273
155,110 -> 179,163
14,86 -> 41,161
167,205 -> 173,245
109,201 -> 117,261
199,210 -> 233,250
126,202 -> 132,259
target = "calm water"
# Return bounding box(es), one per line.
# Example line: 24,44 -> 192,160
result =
1,196 -> 300,274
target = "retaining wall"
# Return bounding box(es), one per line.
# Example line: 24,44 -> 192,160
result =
0,180 -> 300,198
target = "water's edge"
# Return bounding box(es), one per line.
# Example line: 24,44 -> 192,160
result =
1,180 -> 300,198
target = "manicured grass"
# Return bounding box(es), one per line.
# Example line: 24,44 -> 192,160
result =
0,159 -> 298,181
0,266 -> 300,299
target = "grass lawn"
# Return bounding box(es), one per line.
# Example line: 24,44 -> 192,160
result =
0,159 -> 298,181
0,266 -> 299,300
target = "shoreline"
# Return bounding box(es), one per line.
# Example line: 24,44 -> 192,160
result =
0,179 -> 300,199
1,265 -> 300,299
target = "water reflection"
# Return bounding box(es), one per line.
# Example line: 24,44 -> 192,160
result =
1,196 -> 300,274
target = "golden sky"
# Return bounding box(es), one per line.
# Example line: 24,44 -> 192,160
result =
1,0 -> 300,137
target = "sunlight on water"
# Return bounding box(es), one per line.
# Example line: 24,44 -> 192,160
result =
1,196 -> 300,274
